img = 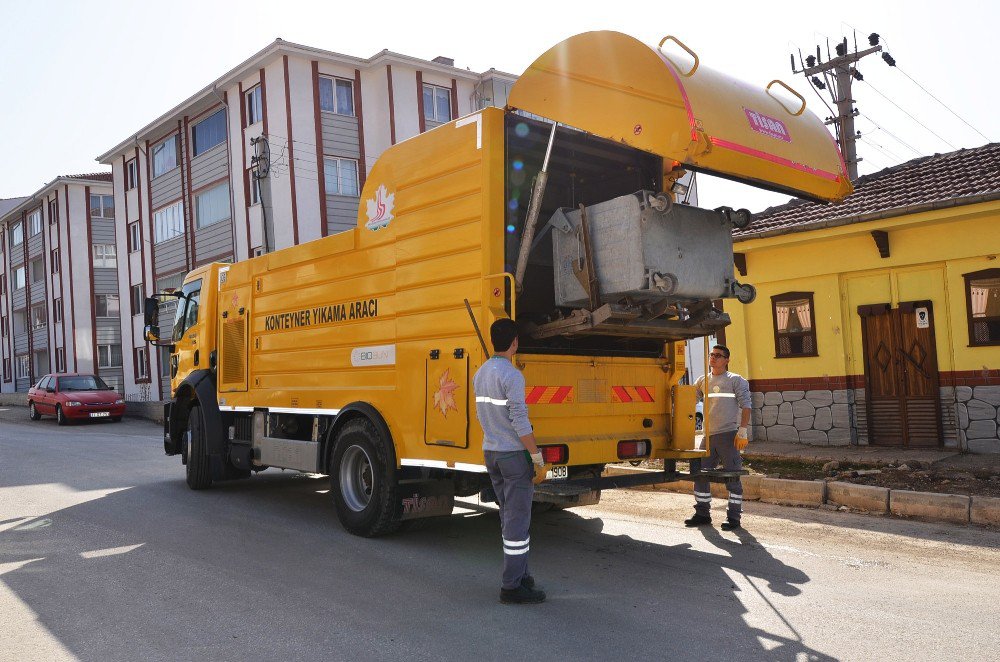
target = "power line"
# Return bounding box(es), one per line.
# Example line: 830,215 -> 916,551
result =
857,135 -> 901,162
858,112 -> 923,157
860,80 -> 957,150
893,66 -> 990,142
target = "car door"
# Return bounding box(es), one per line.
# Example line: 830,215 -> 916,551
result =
34,376 -> 51,414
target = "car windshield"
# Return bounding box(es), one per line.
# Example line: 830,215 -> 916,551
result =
58,375 -> 111,391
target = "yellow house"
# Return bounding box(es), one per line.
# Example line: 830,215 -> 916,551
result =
726,143 -> 1000,453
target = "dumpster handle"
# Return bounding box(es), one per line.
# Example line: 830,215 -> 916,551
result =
484,272 -> 516,321
658,36 -> 700,77
766,80 -> 807,116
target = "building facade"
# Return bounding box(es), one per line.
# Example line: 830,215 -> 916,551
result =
98,39 -> 515,401
0,175 -> 124,393
726,144 -> 1000,453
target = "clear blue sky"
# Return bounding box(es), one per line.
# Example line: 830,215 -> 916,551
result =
1,0 -> 996,212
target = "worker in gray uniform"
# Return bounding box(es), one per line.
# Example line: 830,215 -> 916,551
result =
685,344 -> 752,531
474,319 -> 547,604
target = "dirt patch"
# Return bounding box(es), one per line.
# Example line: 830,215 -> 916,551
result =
628,457 -> 1000,499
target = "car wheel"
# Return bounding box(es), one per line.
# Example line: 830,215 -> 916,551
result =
329,418 -> 401,537
56,405 -> 69,426
185,405 -> 213,490
28,401 -> 41,421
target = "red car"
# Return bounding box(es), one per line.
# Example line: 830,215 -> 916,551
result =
27,373 -> 126,425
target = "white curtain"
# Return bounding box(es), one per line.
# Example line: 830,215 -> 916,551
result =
196,183 -> 230,228
971,286 -> 988,317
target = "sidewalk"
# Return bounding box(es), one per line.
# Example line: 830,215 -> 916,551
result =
745,440 -> 1000,473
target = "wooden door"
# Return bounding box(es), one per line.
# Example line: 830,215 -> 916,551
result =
859,302 -> 942,447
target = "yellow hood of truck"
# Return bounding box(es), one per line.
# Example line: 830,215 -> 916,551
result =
509,31 -> 852,202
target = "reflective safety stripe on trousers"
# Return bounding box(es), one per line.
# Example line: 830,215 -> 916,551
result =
694,491 -> 712,503
476,396 -> 508,406
503,537 -> 529,556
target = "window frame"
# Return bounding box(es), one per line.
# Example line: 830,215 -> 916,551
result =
125,159 -> 138,191
192,108 -> 227,157
319,76 -> 355,116
14,266 -> 26,290
131,284 -> 144,317
48,198 -> 59,225
95,294 -> 121,319
30,257 -> 44,283
1,316 -> 7,337
92,243 -> 117,269
153,201 -> 185,244
12,221 -> 23,246
322,157 -> 360,197
54,297 -> 62,324
97,343 -> 123,369
56,347 -> 66,373
152,135 -> 179,178
16,354 -> 30,379
90,194 -> 114,219
194,182 -> 231,229
246,85 -> 263,125
28,209 -> 43,236
135,346 -> 149,380
128,221 -> 141,253
771,291 -> 819,359
30,302 -> 46,329
2,358 -> 10,381
50,248 -> 60,273
422,83 -> 453,123
964,268 -> 1000,347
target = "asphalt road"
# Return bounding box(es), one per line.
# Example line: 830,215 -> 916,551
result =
2,406 -> 999,662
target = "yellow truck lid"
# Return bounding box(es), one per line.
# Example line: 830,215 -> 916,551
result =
509,31 -> 852,202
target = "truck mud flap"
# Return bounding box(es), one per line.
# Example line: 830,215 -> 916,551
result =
398,479 -> 455,520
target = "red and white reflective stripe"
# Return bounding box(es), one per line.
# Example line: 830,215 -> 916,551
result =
612,386 -> 655,403
524,386 -> 574,404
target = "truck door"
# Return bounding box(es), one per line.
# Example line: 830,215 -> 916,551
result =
424,349 -> 470,448
170,278 -> 203,386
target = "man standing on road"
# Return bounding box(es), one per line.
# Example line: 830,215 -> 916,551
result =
474,319 -> 547,605
685,344 -> 751,531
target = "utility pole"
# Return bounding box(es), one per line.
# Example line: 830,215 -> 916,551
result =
791,34 -> 885,180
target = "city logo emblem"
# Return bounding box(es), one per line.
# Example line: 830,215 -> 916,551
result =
433,368 -> 459,417
365,184 -> 395,231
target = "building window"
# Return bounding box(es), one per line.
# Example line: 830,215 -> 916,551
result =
152,135 -> 179,178
95,294 -> 121,318
11,221 -> 23,246
319,76 -> 354,115
56,347 -> 66,372
153,201 -> 184,243
13,309 -> 27,333
29,209 -> 43,236
90,194 -> 114,219
30,258 -> 44,283
31,302 -> 46,329
48,198 -> 59,224
16,354 -> 30,379
249,168 -> 261,205
128,221 -> 141,252
252,246 -> 263,257
14,266 -> 25,290
195,182 -> 231,228
965,268 -> 1000,346
51,248 -> 60,273
1,316 -> 6,337
135,346 -> 148,379
126,159 -> 138,190
131,284 -> 144,316
423,84 -> 452,123
192,109 -> 227,157
2,358 -> 10,381
772,292 -> 818,358
0,273 -> 5,295
93,243 -> 117,269
246,85 -> 263,125
98,344 -> 123,368
54,297 -> 62,323
323,157 -> 359,196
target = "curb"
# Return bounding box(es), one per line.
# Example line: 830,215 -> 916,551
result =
604,465 -> 996,528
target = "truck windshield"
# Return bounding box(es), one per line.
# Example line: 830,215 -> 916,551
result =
172,279 -> 203,341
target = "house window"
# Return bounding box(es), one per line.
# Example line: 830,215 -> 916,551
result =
54,298 -> 62,323
195,182 -> 230,228
154,201 -> 184,243
135,346 -> 148,379
772,292 -> 818,358
192,109 -> 227,157
13,309 -> 27,333
1,316 -> 6,337
423,84 -> 452,123
152,135 -> 179,178
31,302 -> 46,329
2,358 -> 9,381
131,284 -> 144,316
33,350 -> 49,376
14,266 -> 25,290
16,354 -> 30,379
97,344 -> 123,368
29,209 -> 43,236
90,194 -> 114,219
30,258 -> 44,283
126,159 -> 138,190
128,221 -> 141,252
51,248 -> 60,273
965,268 -> 1000,346
0,273 -> 5,295
252,246 -> 263,257
246,85 -> 263,125
48,198 -> 59,224
319,76 -> 354,115
93,243 -> 117,268
56,347 -> 66,372
95,294 -> 120,318
323,157 -> 359,196
249,168 -> 261,205
12,221 -> 23,246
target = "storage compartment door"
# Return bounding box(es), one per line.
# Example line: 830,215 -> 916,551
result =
425,352 -> 469,448
219,285 -> 250,392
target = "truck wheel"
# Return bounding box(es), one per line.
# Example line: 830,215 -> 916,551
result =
329,418 -> 401,537
185,405 -> 213,490
29,402 -> 41,420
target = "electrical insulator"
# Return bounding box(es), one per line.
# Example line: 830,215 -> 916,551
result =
836,41 -> 847,56
868,33 -> 880,46
851,68 -> 863,81
810,76 -> 826,90
882,52 -> 896,67
806,55 -> 817,68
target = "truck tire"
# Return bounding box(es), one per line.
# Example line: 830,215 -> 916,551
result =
185,406 -> 213,490
329,418 -> 401,537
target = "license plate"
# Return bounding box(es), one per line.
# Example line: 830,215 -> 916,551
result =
89,412 -> 110,418
548,465 -> 569,481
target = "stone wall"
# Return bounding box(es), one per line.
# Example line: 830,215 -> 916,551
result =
752,389 -> 857,446
956,385 -> 1000,453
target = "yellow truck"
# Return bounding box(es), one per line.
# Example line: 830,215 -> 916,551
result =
145,31 -> 850,536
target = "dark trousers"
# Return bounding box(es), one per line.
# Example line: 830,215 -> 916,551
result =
484,450 -> 534,590
693,429 -> 743,523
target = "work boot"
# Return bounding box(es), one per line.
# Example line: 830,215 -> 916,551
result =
684,514 -> 712,527
721,520 -> 742,531
500,585 -> 546,604
521,574 -> 536,589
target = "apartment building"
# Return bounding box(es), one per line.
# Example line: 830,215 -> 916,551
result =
0,174 -> 123,393
98,39 -> 516,401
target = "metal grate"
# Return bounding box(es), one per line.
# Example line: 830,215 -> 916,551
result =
222,318 -> 246,385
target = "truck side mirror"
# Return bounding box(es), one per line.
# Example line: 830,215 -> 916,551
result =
143,292 -> 184,346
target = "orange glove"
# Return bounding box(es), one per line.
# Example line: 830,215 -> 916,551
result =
735,427 -> 749,451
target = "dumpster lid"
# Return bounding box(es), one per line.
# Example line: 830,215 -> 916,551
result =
508,31 -> 852,203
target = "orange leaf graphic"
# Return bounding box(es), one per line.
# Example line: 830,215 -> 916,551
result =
433,368 -> 460,417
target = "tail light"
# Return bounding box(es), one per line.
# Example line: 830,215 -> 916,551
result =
539,445 -> 568,464
617,439 -> 650,459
